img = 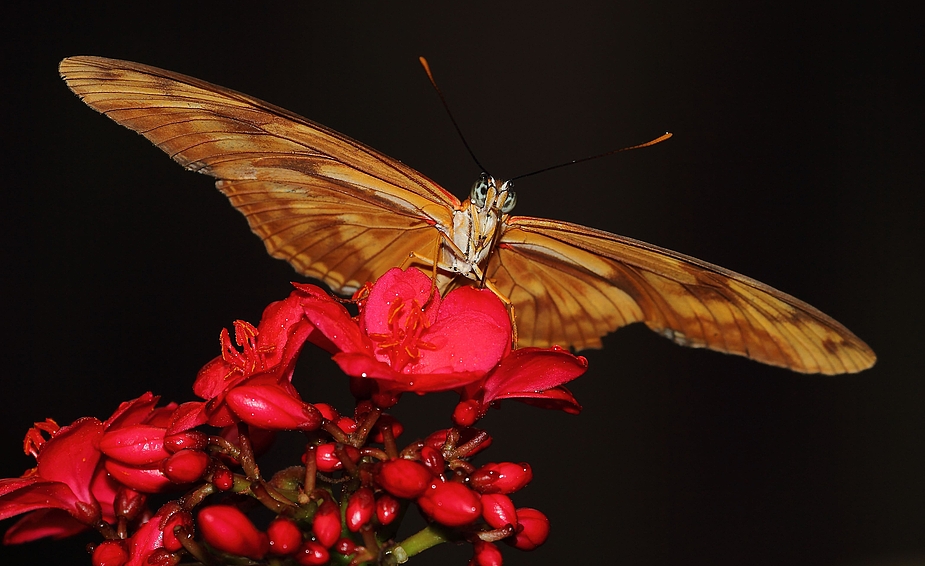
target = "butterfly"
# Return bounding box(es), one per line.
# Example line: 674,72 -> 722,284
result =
59,56 -> 876,374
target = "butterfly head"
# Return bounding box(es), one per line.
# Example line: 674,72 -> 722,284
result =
470,173 -> 516,214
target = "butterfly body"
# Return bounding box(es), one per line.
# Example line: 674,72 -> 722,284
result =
59,56 -> 876,374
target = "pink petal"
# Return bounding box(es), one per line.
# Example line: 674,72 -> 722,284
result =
360,268 -> 440,336
414,287 -> 510,374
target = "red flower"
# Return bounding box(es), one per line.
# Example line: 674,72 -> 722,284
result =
302,267 -> 512,399
0,393 -> 167,544
170,291 -> 322,432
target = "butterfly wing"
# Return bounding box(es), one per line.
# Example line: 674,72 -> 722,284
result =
59,56 -> 459,294
492,216 -> 875,374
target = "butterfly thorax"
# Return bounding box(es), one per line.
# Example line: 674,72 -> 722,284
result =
438,175 -> 515,288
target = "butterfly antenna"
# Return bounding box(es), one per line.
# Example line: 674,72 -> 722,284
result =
419,57 -> 491,175
509,132 -> 673,182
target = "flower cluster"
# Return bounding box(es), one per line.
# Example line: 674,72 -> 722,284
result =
0,268 -> 587,565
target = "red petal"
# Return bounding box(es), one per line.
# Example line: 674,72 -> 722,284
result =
482,347 -> 587,404
36,417 -> 105,503
414,287 -> 511,375
1,508 -> 88,544
360,268 -> 440,337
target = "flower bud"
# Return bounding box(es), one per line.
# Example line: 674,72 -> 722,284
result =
163,430 -> 207,453
92,540 -> 129,566
506,508 -> 549,551
145,549 -> 180,566
99,424 -> 169,466
114,488 -> 147,521
295,540 -> 330,565
198,505 -> 269,559
376,459 -> 432,499
161,509 -> 194,552
162,449 -> 209,484
471,540 -> 503,566
345,487 -> 375,532
420,445 -> 445,476
469,462 -> 532,494
376,493 -> 400,526
417,481 -> 482,527
267,517 -> 302,556
334,537 -> 358,555
313,402 -> 339,421
211,466 -> 235,491
452,399 -> 480,427
225,385 -> 322,431
104,460 -> 173,493
372,414 -> 404,442
480,493 -> 517,530
313,442 -> 360,473
335,416 -> 358,433
312,499 -> 341,548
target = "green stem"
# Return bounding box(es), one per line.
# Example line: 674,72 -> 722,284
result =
390,524 -> 454,562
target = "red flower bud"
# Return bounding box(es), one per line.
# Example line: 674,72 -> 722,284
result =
163,430 -> 207,453
211,466 -> 235,491
114,487 -> 147,521
452,399 -> 480,427
506,508 -> 549,551
161,509 -> 194,552
162,449 -> 209,484
469,462 -> 532,494
92,540 -> 129,566
99,424 -> 169,465
312,499 -> 341,548
334,537 -> 358,555
420,445 -> 445,476
313,402 -> 339,421
345,487 -> 375,532
376,459 -> 432,498
417,481 -> 482,527
313,442 -> 360,473
198,505 -> 269,559
480,493 -> 517,530
104,460 -> 173,493
267,517 -> 302,556
371,414 -> 404,442
295,540 -> 330,565
471,540 -> 503,566
225,385 -> 322,431
376,493 -> 400,526
335,416 -> 357,433
144,549 -> 181,566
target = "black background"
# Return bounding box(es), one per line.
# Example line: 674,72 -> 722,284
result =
2,2 -> 922,565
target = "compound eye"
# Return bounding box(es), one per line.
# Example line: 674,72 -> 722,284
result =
470,174 -> 491,207
501,188 -> 517,213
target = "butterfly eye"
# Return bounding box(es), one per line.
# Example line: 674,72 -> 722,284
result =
500,183 -> 517,213
470,175 -> 491,207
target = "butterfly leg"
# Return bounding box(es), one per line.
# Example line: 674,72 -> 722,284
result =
479,275 -> 519,349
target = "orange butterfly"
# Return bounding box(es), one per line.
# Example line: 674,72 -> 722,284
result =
59,56 -> 875,374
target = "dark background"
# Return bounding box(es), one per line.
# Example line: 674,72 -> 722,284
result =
2,2 -> 922,565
